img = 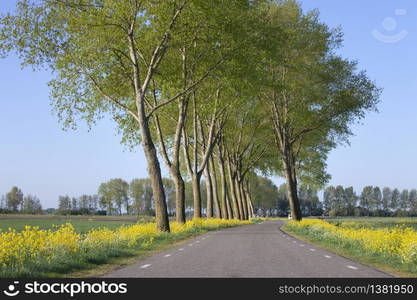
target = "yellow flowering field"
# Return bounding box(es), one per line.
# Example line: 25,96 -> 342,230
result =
286,219 -> 417,266
0,218 -> 252,277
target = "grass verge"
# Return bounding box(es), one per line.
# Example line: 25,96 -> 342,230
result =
282,222 -> 417,278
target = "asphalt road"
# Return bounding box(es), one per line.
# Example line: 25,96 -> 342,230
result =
103,220 -> 392,278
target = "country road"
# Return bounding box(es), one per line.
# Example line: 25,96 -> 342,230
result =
103,221 -> 392,278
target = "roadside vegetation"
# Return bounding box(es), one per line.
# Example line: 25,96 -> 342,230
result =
283,218 -> 417,276
0,218 -> 255,277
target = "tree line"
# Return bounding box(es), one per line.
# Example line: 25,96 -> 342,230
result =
0,0 -> 380,231
324,186 -> 417,217
0,187 -> 43,214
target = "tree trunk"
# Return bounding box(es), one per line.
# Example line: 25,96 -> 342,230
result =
226,160 -> 240,219
218,153 -> 229,219
139,118 -> 170,232
234,178 -> 245,220
171,168 -> 186,223
244,181 -> 254,218
210,157 -> 221,219
239,180 -> 249,220
282,156 -> 302,221
204,166 -> 213,218
192,174 -> 202,218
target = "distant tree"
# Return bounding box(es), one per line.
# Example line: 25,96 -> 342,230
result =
399,189 -> 409,211
344,187 -> 357,215
6,186 -> 23,211
98,179 -> 129,215
299,185 -> 322,216
78,195 -> 90,210
360,186 -> 373,213
372,186 -> 382,210
409,189 -> 417,215
58,195 -> 71,212
98,183 -> 114,214
22,195 -> 42,214
71,197 -> 78,211
89,195 -> 99,213
334,186 -> 346,211
250,176 -> 279,217
130,179 -> 145,215
382,187 -> 392,212
163,178 -> 176,216
390,188 -> 400,211
323,186 -> 336,212
277,184 -> 289,216
0,195 -> 5,209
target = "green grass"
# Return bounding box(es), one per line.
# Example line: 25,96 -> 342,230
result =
282,217 -> 417,277
324,217 -> 417,230
0,214 -> 153,233
0,219 -> 134,233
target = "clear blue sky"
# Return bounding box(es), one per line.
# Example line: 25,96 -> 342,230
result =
1,1 -> 417,208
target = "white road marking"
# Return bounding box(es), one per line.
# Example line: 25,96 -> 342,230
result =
202,237 -> 206,240
188,243 -> 194,246
347,265 -> 358,270
178,248 -> 184,251
299,244 -> 305,247
324,255 -> 332,259
140,264 -> 151,269
195,241 -> 200,243
292,241 -> 297,243
164,254 -> 172,258
309,248 -> 316,252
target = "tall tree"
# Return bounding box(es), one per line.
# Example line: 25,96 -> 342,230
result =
382,187 -> 392,212
360,186 -> 373,213
22,195 -> 42,214
390,188 -> 400,211
399,189 -> 409,211
372,186 -> 382,211
344,186 -> 357,214
323,186 -> 336,212
409,189 -> 417,215
6,186 -> 23,211
254,1 -> 380,220
58,195 -> 72,212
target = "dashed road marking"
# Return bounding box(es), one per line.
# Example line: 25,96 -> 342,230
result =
324,255 -> 332,259
164,254 -> 172,258
188,243 -> 194,246
299,244 -> 305,247
309,249 -> 316,252
140,264 -> 151,269
195,241 -> 200,243
178,248 -> 184,251
347,265 -> 358,270
292,241 -> 297,243
202,237 -> 206,240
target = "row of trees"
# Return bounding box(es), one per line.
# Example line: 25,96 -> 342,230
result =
0,187 -> 43,214
250,176 -> 323,217
324,186 -> 417,216
1,0 -> 380,231
60,176 -> 323,217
